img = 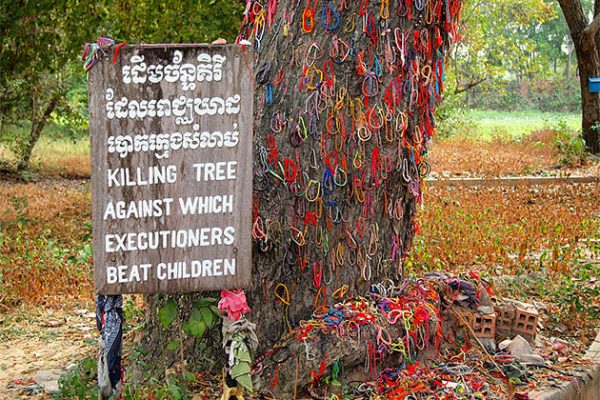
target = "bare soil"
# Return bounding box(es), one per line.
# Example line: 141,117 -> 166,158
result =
0,306 -> 95,399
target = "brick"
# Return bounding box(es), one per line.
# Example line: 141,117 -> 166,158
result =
455,310 -> 473,327
495,303 -> 516,335
514,306 -> 538,338
472,312 -> 496,339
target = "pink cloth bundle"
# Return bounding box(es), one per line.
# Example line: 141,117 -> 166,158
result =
219,290 -> 251,321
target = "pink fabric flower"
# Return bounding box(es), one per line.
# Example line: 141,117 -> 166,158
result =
218,290 -> 251,321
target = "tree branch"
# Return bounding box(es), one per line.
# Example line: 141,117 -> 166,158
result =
582,12 -> 600,51
453,77 -> 487,95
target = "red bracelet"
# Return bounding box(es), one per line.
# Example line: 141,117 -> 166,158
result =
358,0 -> 368,16
283,158 -> 298,182
302,1 -> 318,33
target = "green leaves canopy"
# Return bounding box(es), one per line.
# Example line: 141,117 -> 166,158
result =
0,0 -> 243,167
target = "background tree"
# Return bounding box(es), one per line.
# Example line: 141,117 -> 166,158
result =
0,0 -> 244,172
100,0 -> 243,44
449,0 -> 554,96
534,4 -> 574,78
0,0 -> 103,171
439,0 -> 588,126
558,0 -> 600,153
3,0 -> 593,172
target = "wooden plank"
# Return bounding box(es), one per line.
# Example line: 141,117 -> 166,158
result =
89,45 -> 253,295
425,176 -> 600,187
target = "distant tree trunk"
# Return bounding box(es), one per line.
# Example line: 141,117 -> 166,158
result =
558,0 -> 600,154
138,0 -> 464,383
17,92 -> 62,171
566,47 -> 573,80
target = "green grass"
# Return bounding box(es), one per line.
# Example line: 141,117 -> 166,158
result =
32,135 -> 90,161
465,110 -> 581,141
0,122 -> 88,166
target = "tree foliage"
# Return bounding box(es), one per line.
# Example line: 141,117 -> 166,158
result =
2,0 -> 597,167
450,0 -> 556,94
99,0 -> 243,44
0,1 -> 104,169
447,0 -> 592,99
0,0 -> 243,171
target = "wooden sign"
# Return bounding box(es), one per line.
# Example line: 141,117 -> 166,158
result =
89,45 -> 253,294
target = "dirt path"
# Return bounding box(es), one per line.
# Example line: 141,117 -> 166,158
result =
0,306 -> 96,399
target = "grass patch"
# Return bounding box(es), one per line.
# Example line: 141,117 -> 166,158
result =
33,135 -> 90,160
0,122 -> 89,177
429,130 -> 559,177
32,136 -> 91,178
0,110 -> 586,179
0,134 -> 90,178
464,110 -> 581,141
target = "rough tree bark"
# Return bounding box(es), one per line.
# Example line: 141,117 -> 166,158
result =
138,0 -> 463,385
559,0 -> 600,154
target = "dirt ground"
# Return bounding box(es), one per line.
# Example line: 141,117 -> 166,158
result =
0,306 -> 95,399
0,135 -> 597,398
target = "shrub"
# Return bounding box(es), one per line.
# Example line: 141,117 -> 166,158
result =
467,79 -> 581,113
436,95 -> 477,139
549,118 -> 587,166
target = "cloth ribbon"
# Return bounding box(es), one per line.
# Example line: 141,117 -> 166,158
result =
96,294 -> 123,399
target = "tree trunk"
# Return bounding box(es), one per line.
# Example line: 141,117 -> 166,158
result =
559,0 -> 600,154
18,92 -> 62,171
579,16 -> 600,154
566,48 -> 572,80
578,54 -> 600,153
138,0 -> 464,386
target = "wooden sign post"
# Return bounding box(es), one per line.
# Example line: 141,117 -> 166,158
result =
89,45 -> 253,295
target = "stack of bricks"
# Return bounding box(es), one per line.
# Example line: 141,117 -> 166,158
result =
494,299 -> 539,342
455,298 -> 539,342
